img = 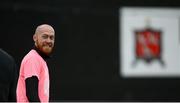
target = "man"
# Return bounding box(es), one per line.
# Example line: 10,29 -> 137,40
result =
0,49 -> 17,101
16,24 -> 55,102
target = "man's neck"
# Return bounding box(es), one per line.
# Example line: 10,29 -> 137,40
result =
33,46 -> 51,61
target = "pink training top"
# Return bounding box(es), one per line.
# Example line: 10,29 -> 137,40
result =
16,49 -> 49,102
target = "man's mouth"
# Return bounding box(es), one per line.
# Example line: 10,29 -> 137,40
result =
45,45 -> 52,48
43,43 -> 53,48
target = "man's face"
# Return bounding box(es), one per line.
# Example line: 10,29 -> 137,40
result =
34,25 -> 55,56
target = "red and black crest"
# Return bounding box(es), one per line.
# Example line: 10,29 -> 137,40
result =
134,28 -> 164,65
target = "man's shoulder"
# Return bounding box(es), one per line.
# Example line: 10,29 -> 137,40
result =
22,49 -> 41,63
0,49 -> 14,63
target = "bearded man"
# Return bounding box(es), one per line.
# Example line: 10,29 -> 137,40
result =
16,24 -> 55,102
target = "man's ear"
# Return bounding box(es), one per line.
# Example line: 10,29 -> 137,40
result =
33,34 -> 37,42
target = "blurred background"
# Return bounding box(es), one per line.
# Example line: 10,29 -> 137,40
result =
0,0 -> 180,102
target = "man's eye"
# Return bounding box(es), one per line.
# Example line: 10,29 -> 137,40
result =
50,36 -> 54,40
42,35 -> 48,39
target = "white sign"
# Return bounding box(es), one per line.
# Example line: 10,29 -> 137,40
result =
120,7 -> 180,77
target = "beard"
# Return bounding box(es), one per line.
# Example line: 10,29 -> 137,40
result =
36,41 -> 54,56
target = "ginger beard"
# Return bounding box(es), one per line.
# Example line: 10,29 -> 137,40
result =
35,38 -> 54,56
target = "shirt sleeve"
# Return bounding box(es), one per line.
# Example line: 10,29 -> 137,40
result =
23,58 -> 41,80
25,76 -> 40,102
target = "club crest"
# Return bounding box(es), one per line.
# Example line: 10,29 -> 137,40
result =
134,28 -> 164,65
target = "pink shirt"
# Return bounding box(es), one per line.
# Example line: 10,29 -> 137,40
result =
16,49 -> 49,102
